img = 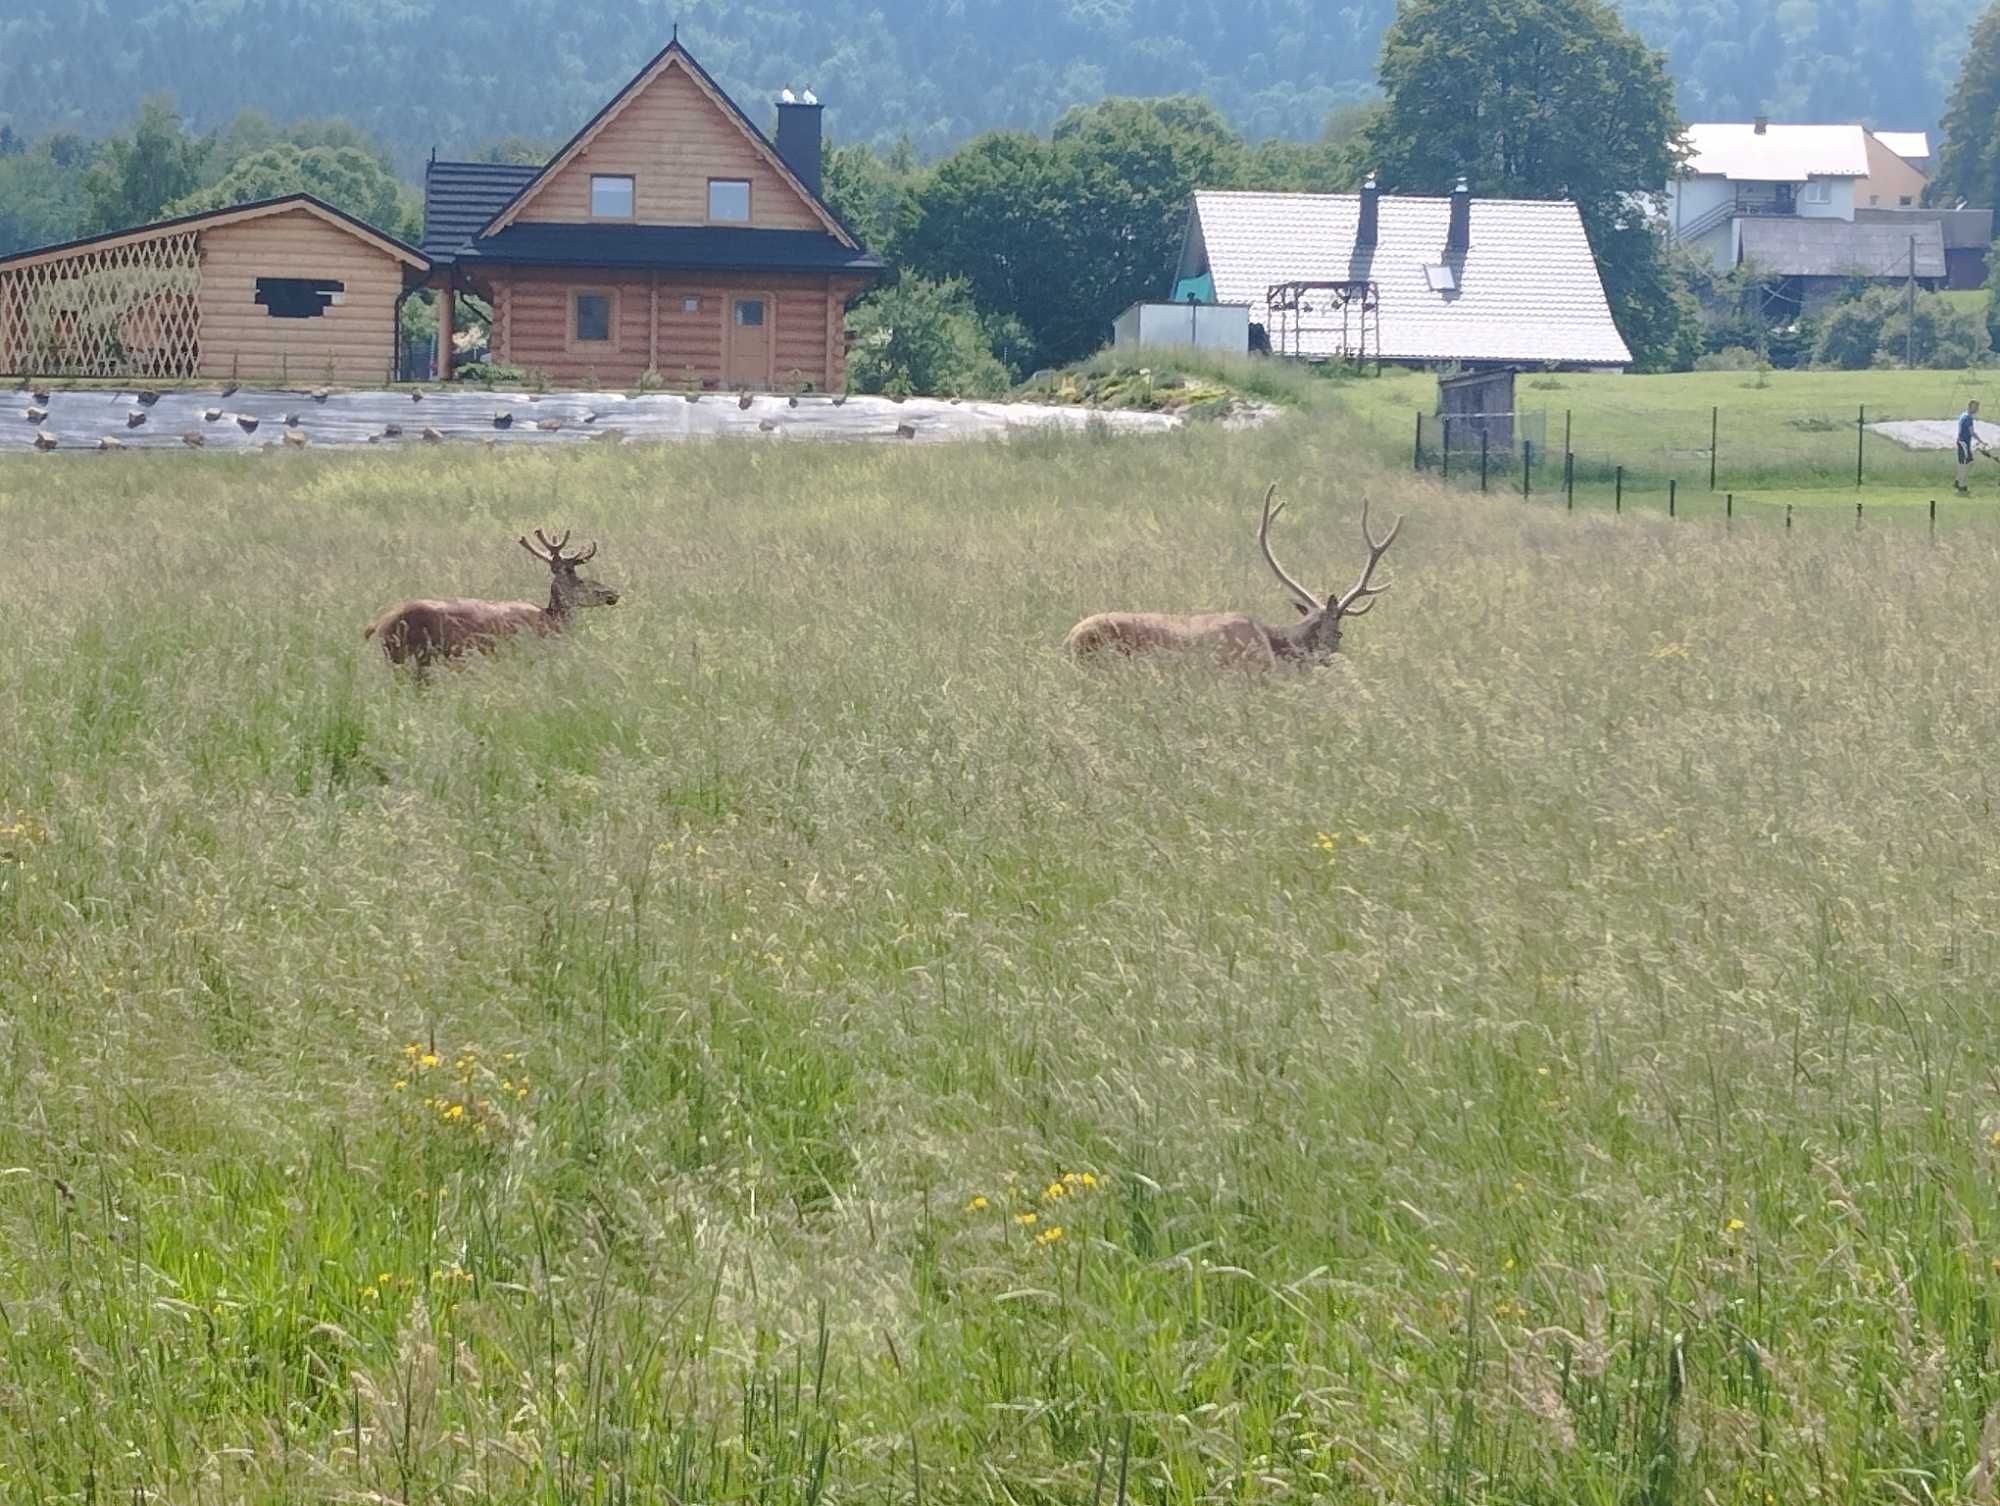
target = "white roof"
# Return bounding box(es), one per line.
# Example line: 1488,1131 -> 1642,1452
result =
1873,130 -> 1931,162
1683,122 -> 1871,181
1187,190 -> 1632,367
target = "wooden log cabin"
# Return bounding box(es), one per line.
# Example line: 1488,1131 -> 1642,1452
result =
423,35 -> 884,390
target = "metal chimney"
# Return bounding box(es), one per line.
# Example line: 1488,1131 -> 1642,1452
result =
1358,172 -> 1379,250
1446,176 -> 1470,253
775,95 -> 824,197
1753,115 -> 1769,135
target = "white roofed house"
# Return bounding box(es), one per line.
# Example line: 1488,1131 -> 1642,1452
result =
1666,120 -> 1871,272
1168,177 -> 1632,369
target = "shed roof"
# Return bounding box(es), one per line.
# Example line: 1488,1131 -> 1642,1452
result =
423,161 -> 539,261
1186,190 -> 1632,366
0,193 -> 428,273
1872,130 -> 1932,163
453,222 -> 883,273
1855,205 -> 1992,249
1683,123 -> 1871,181
1738,215 -> 1945,277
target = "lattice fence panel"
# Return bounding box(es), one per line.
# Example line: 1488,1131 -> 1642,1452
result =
0,230 -> 201,378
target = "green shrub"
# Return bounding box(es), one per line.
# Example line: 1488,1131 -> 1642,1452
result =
845,276 -> 1011,398
1694,344 -> 1761,371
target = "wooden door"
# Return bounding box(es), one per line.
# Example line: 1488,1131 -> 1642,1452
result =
725,293 -> 772,387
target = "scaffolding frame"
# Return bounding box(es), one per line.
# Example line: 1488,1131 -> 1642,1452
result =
1265,278 -> 1379,363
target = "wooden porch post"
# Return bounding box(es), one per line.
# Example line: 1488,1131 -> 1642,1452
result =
435,275 -> 454,381
649,270 -> 659,372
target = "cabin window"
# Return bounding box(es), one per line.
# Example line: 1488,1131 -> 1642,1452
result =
733,297 -> 766,327
255,277 -> 344,319
1800,178 -> 1831,205
1900,194 -> 1914,206
590,175 -> 635,218
708,178 -> 752,222
573,290 -> 613,344
681,295 -> 702,313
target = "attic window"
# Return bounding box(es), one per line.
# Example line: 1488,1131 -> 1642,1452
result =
254,277 -> 344,319
708,178 -> 751,222
590,175 -> 635,218
1424,264 -> 1457,292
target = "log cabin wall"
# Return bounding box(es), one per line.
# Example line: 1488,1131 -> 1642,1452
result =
488,268 -> 865,389
511,64 -> 822,233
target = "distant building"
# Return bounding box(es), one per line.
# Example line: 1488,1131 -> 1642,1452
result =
1170,178 -> 1632,369
1857,129 -> 1930,209
1855,205 -> 1994,288
1667,120 -> 1873,272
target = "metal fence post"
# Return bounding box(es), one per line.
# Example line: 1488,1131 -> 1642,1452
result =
1710,406 -> 1718,490
1726,492 -> 1733,526
1669,479 -> 1676,518
1614,464 -> 1622,513
1523,439 -> 1532,500
1564,408 -> 1572,458
1414,411 -> 1424,471
1856,500 -> 1863,530
1856,404 -> 1865,488
1565,451 -> 1575,510
1480,429 -> 1489,493
1931,496 -> 1938,541
1786,503 -> 1793,531
1442,416 -> 1452,481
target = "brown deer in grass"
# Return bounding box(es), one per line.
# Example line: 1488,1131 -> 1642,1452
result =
1064,486 -> 1403,670
364,528 -> 620,667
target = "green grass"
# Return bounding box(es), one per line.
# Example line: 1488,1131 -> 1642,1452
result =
1341,364 -> 2000,497
8,416 -> 2000,1502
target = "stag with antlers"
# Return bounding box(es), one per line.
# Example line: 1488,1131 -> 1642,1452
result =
1064,485 -> 1403,670
364,528 -> 620,668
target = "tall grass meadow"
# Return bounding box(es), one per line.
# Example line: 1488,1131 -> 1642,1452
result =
4,412 -> 2000,1501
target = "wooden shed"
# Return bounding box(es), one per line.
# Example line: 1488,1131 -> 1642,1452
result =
0,195 -> 429,383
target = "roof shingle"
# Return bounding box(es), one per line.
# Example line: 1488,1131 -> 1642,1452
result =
1738,215 -> 1946,278
452,222 -> 883,273
1189,190 -> 1632,367
422,160 -> 539,260
1682,123 -> 1871,182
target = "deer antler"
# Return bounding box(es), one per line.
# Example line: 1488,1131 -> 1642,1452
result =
1331,497 -> 1404,618
521,528 -> 597,567
1257,484 -> 1319,611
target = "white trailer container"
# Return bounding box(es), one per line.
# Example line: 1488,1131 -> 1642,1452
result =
1112,300 -> 1251,354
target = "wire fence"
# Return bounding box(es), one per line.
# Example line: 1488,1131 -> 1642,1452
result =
1413,401 -> 1994,510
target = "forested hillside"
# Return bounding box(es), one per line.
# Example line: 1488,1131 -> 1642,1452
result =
0,0 -> 1968,175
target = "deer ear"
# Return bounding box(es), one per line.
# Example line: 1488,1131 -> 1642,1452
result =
1294,600 -> 1313,619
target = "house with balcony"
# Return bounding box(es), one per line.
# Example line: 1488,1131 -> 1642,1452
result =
1667,119 -> 1872,272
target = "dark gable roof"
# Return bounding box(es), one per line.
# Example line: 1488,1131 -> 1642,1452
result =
0,191 -> 427,270
423,161 -> 539,261
470,39 -> 868,253
454,222 -> 883,273
1855,204 -> 1995,251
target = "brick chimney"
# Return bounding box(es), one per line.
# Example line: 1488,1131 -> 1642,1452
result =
775,92 -> 824,197
1753,115 -> 1769,135
1358,172 -> 1379,250
1446,176 -> 1470,253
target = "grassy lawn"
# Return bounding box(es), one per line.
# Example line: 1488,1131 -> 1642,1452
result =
9,414 -> 2000,1501
1336,364 -> 2000,496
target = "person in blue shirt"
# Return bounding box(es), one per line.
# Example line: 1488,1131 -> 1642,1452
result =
1955,400 -> 1982,493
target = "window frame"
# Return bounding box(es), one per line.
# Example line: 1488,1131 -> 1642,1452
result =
707,177 -> 753,224
569,287 -> 619,353
1799,177 -> 1832,206
589,174 -> 636,221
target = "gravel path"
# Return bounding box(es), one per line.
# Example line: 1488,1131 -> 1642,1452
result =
0,386 -> 1221,455
1869,416 -> 2000,450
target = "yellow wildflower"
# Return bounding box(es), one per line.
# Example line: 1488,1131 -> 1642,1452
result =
1725,1217 -> 1745,1233
1014,1210 -> 1038,1225
1042,1181 -> 1066,1201
391,1079 -> 407,1091
418,1052 -> 439,1069
966,1195 -> 988,1211
1078,1172 -> 1097,1188
1035,1225 -> 1064,1245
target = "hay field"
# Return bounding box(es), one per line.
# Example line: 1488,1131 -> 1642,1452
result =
4,417 -> 2000,1503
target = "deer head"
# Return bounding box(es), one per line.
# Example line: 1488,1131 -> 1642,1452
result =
1258,485 -> 1402,662
519,527 -> 620,615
